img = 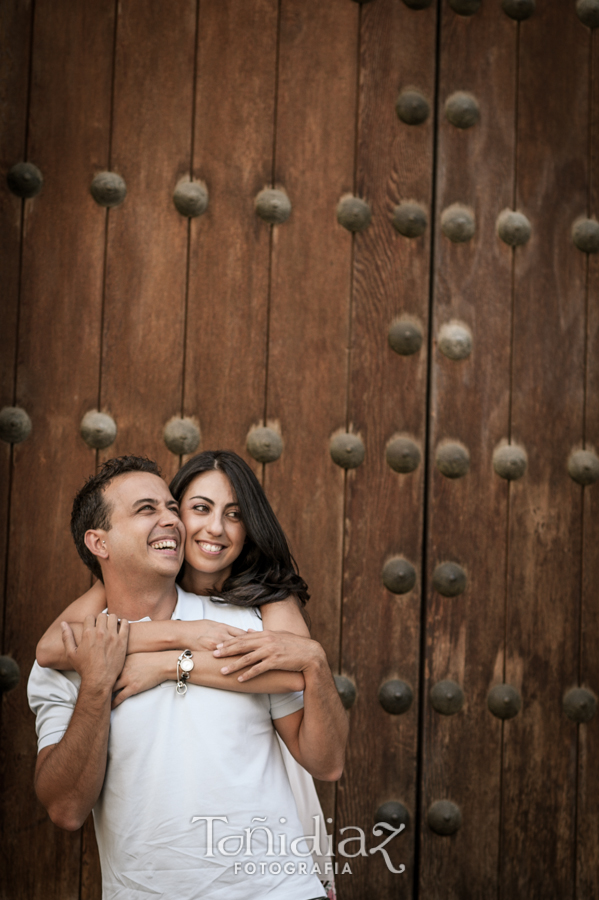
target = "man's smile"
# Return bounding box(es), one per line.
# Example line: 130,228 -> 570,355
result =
150,537 -> 180,554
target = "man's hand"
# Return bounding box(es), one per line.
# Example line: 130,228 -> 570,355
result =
186,620 -> 248,652
213,629 -> 322,682
215,630 -> 348,781
62,614 -> 129,693
34,614 -> 129,831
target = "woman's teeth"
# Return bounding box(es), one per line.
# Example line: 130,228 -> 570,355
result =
200,542 -> 223,553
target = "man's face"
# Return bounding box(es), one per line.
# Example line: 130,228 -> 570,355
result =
95,472 -> 185,580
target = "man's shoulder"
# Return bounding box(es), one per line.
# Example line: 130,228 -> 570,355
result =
27,660 -> 81,706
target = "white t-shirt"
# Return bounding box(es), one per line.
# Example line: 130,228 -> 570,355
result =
28,588 -> 325,900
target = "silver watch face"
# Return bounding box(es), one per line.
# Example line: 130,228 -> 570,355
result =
180,658 -> 194,673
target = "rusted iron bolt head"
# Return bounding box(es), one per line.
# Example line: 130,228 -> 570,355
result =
388,318 -> 423,356
379,680 -> 414,715
164,417 -> 200,456
0,406 -> 32,444
496,209 -> 532,246
445,92 -> 480,129
7,162 -> 43,198
255,189 -> 291,224
173,181 -> 209,218
502,0 -> 535,20
90,172 -> 127,208
396,90 -> 430,125
247,426 -> 283,463
336,195 -> 372,233
428,800 -> 462,835
392,201 -> 428,238
430,680 -> 464,716
487,684 -> 522,719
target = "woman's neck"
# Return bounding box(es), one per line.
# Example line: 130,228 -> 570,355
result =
180,563 -> 231,597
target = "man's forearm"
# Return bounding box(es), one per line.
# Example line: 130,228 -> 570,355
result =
35,682 -> 112,830
294,653 -> 348,780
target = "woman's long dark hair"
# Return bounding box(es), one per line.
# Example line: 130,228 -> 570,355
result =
169,450 -> 309,609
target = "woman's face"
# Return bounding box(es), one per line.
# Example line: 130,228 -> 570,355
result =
179,469 -> 247,590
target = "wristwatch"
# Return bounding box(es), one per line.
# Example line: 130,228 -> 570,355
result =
176,649 -> 194,695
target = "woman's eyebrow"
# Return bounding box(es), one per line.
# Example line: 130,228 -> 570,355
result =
188,495 -> 238,508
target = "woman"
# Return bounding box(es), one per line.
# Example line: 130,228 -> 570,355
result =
37,450 -> 336,899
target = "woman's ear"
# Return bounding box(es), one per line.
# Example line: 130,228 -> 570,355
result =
85,530 -> 109,561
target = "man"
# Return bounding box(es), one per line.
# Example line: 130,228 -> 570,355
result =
28,455 -> 347,900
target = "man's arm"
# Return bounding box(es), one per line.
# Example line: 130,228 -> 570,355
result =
214,631 -> 348,781
33,614 -> 128,830
111,647 -> 304,707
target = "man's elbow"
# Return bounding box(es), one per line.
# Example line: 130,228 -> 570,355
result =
312,762 -> 344,782
44,801 -> 86,832
35,638 -> 52,669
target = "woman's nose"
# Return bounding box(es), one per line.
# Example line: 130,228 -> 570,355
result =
206,513 -> 224,535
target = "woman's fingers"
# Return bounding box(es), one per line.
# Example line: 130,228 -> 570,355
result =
61,622 -> 78,656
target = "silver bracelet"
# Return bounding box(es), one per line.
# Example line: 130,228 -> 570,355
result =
176,649 -> 194,695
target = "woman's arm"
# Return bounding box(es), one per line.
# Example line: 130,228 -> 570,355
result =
111,648 -> 305,708
36,581 -> 106,668
37,591 -> 309,671
260,596 -> 310,637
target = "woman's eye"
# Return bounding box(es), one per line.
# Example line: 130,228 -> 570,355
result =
193,504 -> 209,513
227,510 -> 241,519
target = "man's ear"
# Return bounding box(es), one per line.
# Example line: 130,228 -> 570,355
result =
85,530 -> 109,561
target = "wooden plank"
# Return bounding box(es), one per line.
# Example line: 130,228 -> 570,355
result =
99,0 -> 196,481
0,0 -> 32,643
577,25 -> 599,900
263,0 -> 358,828
0,0 -> 34,891
419,4 -> 516,898
338,1 -> 436,897
183,0 -> 277,464
0,1 -> 116,897
502,1 -> 589,894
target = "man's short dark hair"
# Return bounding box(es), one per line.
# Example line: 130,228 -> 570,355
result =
71,456 -> 162,581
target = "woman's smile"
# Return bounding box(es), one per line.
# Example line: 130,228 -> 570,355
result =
179,469 -> 247,594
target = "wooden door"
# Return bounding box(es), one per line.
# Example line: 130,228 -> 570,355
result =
1,1 -> 598,898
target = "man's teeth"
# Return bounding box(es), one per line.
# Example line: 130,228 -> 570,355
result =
152,540 -> 177,550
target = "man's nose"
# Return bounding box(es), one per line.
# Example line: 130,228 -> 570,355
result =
158,505 -> 180,527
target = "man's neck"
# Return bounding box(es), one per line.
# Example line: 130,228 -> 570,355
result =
102,571 -> 178,622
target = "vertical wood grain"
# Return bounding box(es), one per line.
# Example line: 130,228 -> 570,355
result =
99,0 -> 196,481
576,22 -> 599,900
338,1 -> 436,897
0,1 -> 116,897
0,0 -> 32,644
502,1 -> 588,895
264,0 -> 358,829
420,4 -> 517,897
184,0 -> 277,464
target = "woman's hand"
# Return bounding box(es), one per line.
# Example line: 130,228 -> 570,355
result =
111,652 -> 170,708
189,620 -> 247,652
